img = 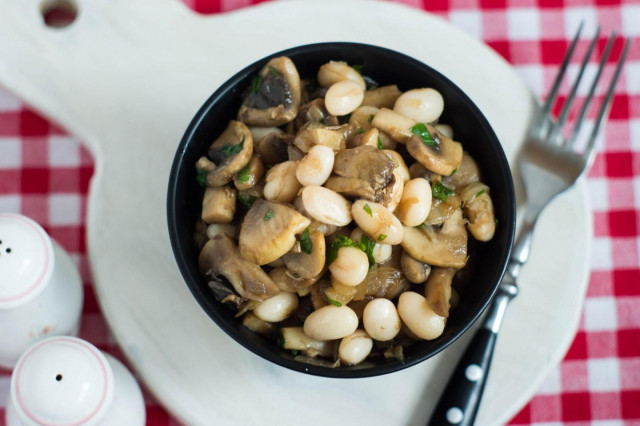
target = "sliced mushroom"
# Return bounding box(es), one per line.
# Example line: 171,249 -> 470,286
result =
294,98 -> 339,130
406,127 -> 462,176
199,233 -> 280,302
332,145 -> 394,198
238,199 -> 311,265
401,251 -> 432,284
255,132 -> 292,166
323,176 -> 376,201
206,121 -> 253,187
238,57 -> 301,126
282,230 -> 326,279
293,122 -> 346,153
363,265 -> 410,299
441,151 -> 481,190
269,266 -> 320,294
425,267 -> 456,317
348,127 -> 380,149
233,154 -> 264,191
401,208 -> 468,268
201,186 -> 236,224
362,85 -> 402,109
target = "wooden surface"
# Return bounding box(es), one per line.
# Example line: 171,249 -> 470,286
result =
0,1 -> 591,424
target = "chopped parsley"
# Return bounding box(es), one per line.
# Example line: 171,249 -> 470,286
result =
358,128 -> 365,134
196,168 -> 208,187
368,114 -> 374,124
476,189 -> 485,198
432,181 -> 455,201
290,349 -> 299,356
450,168 -> 457,176
377,137 -> 383,150
238,194 -> 257,209
363,203 -> 373,217
327,235 -> 365,265
378,234 -> 387,242
352,64 -> 363,74
327,297 -> 342,307
410,123 -> 439,150
300,227 -> 312,254
218,136 -> 245,158
360,234 -> 376,267
268,65 -> 279,77
250,75 -> 262,94
263,209 -> 275,221
237,163 -> 251,184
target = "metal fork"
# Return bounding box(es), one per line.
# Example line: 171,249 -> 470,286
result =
429,24 -> 630,426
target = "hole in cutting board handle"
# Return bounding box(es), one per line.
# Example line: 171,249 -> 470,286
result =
40,0 -> 78,28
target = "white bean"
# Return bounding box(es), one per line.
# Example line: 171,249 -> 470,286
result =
263,160 -> 301,203
393,88 -> 444,124
350,228 -> 392,263
339,330 -> 373,365
434,123 -> 453,139
303,305 -> 359,341
295,145 -> 334,186
301,185 -> 352,226
325,80 -> 364,117
396,178 -> 432,227
253,292 -> 299,323
317,61 -> 366,90
351,200 -> 403,245
382,149 -> 410,182
329,246 -> 369,287
363,298 -> 401,341
397,291 -> 445,340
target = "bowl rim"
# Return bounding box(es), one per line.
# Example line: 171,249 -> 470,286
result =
167,41 -> 516,378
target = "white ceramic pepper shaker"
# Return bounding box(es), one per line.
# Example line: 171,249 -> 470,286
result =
5,336 -> 146,425
0,213 -> 83,369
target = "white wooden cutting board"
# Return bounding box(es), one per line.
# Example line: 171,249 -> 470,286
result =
0,1 -> 591,425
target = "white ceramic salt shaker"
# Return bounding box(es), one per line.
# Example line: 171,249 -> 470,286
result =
5,336 -> 146,425
0,213 -> 83,368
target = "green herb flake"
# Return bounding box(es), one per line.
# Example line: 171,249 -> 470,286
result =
352,64 -> 363,74
250,75 -> 262,94
326,235 -> 365,265
475,189 -> 485,198
238,194 -> 257,209
378,234 -> 387,242
495,218 -> 499,225
268,65 -> 279,77
358,128 -> 365,134
300,227 -> 312,254
410,123 -> 439,150
264,209 -> 275,221
237,163 -> 251,184
218,135 -> 245,158
327,298 -> 342,307
360,234 -> 376,267
196,168 -> 208,188
363,203 -> 373,217
450,168 -> 457,176
290,350 -> 299,356
368,114 -> 374,124
377,137 -> 383,150
432,181 -> 455,201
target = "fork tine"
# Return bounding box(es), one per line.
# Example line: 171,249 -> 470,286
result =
540,21 -> 584,121
581,37 -> 631,166
567,31 -> 616,147
556,26 -> 601,130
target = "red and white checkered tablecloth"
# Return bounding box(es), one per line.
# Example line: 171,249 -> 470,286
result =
1,0 -> 638,424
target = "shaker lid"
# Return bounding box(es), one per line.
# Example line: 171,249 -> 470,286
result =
0,213 -> 54,308
11,336 -> 115,426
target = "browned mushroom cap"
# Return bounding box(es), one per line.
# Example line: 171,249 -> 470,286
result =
255,132 -> 293,166
238,57 -> 301,127
400,251 -> 432,284
406,125 -> 463,176
199,233 -> 280,302
441,151 -> 481,190
238,199 -> 311,265
294,98 -> 339,130
330,145 -> 395,202
206,121 -> 253,187
282,230 -> 326,279
401,209 -> 468,268
363,265 -> 410,299
425,267 -> 456,317
269,266 -> 320,294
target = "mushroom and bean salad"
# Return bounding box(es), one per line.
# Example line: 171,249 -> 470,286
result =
194,57 -> 497,367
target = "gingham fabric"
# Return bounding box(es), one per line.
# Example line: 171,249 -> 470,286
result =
1,0 -> 638,424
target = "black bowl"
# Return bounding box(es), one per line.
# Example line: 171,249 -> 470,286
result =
167,42 -> 515,378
